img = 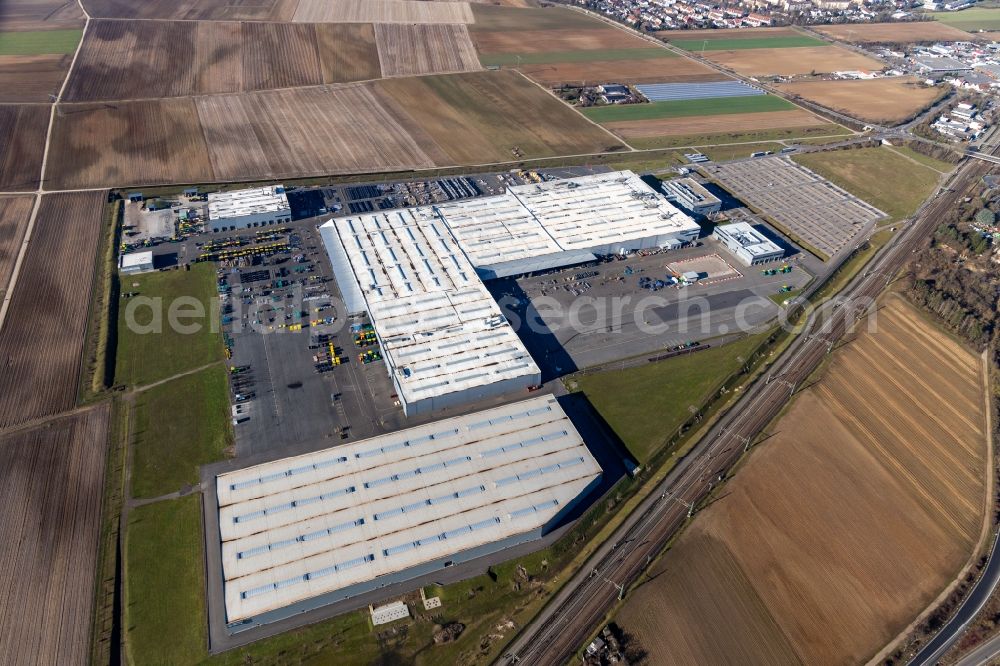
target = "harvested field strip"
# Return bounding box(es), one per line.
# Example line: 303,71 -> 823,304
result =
377,70 -> 624,165
66,21 -> 383,102
0,104 -> 48,191
617,297 -> 987,665
196,84 -> 438,181
518,58 -> 721,86
81,0 -> 298,21
934,8 -> 1000,32
471,28 -> 652,54
47,98 -> 213,189
317,23 -> 382,83
375,24 -> 480,77
0,405 -> 110,666
655,27 -> 801,40
0,54 -> 71,103
0,191 -> 106,428
0,28 -> 82,55
479,48 -> 674,66
604,111 -> 829,140
583,94 -> 794,122
671,35 -> 826,50
470,4 -> 605,31
776,77 -> 942,125
0,195 -> 33,299
705,46 -> 882,77
1,0 -> 84,29
815,21 -> 974,43
293,0 -> 473,24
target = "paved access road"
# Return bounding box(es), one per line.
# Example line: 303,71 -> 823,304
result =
497,123 -> 1000,666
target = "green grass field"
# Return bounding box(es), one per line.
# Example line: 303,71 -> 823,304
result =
575,334 -> 769,463
479,47 -> 675,66
700,141 -> 787,162
624,123 -> 852,150
131,366 -> 231,498
794,146 -> 944,222
583,94 -> 794,123
0,29 -> 81,55
125,496 -> 207,666
669,35 -> 827,50
887,145 -> 957,173
115,263 -> 224,387
933,7 -> 1000,31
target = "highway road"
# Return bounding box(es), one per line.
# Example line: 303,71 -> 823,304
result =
498,114 -> 1000,666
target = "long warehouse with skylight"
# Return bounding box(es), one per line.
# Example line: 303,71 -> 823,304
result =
215,395 -> 602,626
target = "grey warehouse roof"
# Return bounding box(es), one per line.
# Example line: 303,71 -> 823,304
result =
216,394 -> 602,622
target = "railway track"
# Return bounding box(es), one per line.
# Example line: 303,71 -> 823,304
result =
499,134 -> 1000,666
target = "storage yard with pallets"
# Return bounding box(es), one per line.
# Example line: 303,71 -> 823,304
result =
0,104 -> 48,190
704,45 -> 883,77
0,405 -> 110,665
814,21 -> 976,44
0,191 -> 106,428
66,21 -> 385,102
706,156 -> 885,259
616,297 -> 989,665
292,0 -> 474,24
374,24 -> 480,77
776,77 -> 944,125
0,195 -> 33,297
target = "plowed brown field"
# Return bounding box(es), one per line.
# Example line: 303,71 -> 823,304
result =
618,297 -> 988,665
519,58 -> 721,86
82,0 -> 298,20
472,28 -> 651,54
0,0 -> 84,29
375,24 -> 480,77
0,55 -> 70,103
293,0 -> 473,23
0,195 -> 34,299
816,21 -> 975,43
378,70 -> 623,164
706,45 -> 883,76
657,27 -> 801,40
0,104 -> 48,191
0,191 -> 106,428
0,404 -> 109,665
776,77 -> 943,124
46,98 -> 213,189
604,109 -> 824,138
66,20 -> 384,102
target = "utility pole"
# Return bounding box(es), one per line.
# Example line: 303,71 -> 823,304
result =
593,569 -> 626,600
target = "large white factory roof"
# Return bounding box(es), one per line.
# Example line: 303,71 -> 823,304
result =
208,185 -> 290,221
320,210 -> 539,407
216,395 -> 602,622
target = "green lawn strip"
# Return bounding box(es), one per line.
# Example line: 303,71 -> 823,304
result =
623,123 -> 851,150
669,35 -> 827,50
793,146 -> 942,222
700,141 -> 785,162
886,145 -> 956,173
575,334 -> 768,463
933,8 -> 1000,31
584,94 -> 794,123
479,47 -> 675,66
769,289 -> 802,306
131,365 -> 232,498
0,29 -> 82,55
124,495 -> 207,666
115,263 -> 224,387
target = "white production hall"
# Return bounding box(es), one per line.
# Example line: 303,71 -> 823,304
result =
215,395 -> 603,625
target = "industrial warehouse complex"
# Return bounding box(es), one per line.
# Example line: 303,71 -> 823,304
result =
208,185 -> 292,233
215,395 -> 602,627
713,222 -> 784,265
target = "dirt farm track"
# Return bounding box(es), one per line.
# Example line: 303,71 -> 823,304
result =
0,191 -> 106,429
618,298 -> 989,665
0,404 -> 110,665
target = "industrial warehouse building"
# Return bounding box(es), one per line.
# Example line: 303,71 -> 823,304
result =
319,211 -> 541,417
207,185 -> 291,233
713,222 -> 784,265
118,250 -> 154,274
215,395 -> 602,627
660,178 -> 722,218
